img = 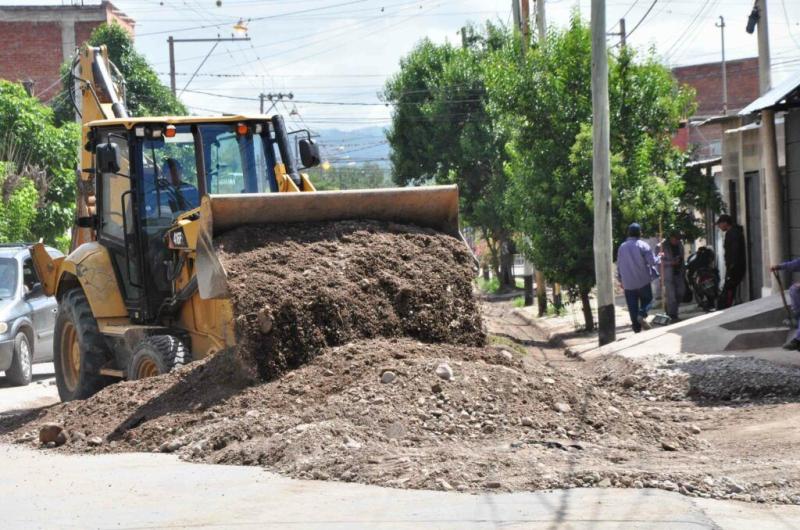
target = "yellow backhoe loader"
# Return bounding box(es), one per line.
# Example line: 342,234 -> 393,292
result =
31,45 -> 460,402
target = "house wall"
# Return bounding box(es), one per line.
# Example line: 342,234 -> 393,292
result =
0,2 -> 133,101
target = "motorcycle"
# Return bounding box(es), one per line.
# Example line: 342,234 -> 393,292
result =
686,246 -> 719,311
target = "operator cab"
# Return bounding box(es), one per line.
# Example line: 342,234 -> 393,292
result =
89,115 -> 320,323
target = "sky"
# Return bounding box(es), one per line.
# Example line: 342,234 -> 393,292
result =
4,0 -> 800,133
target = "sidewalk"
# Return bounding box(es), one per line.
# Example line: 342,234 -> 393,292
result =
514,290 -> 707,357
515,290 -> 800,369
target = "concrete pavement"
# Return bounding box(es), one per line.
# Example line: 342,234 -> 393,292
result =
0,362 -> 58,414
0,445 -> 799,529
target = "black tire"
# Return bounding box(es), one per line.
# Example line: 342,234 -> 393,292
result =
6,332 -> 33,386
128,335 -> 190,380
54,289 -> 114,401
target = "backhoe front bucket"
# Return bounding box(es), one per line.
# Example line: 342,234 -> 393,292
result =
196,185 -> 461,299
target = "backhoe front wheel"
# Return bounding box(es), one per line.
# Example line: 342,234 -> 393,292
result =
129,335 -> 190,380
54,289 -> 114,401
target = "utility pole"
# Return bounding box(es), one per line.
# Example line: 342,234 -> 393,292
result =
260,92 -> 294,115
168,36 -> 176,96
591,0 -> 616,345
520,0 -> 530,51
609,18 -> 626,48
716,16 -> 728,115
512,0 -> 521,38
259,93 -> 265,114
752,0 -> 784,293
535,0 -> 546,43
167,35 -> 251,97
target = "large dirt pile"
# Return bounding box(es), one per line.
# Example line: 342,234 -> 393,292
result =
2,338 -> 708,494
216,221 -> 485,379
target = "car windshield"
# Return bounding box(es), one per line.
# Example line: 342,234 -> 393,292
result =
0,258 -> 17,299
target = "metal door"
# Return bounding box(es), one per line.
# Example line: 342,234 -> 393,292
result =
745,172 -> 763,300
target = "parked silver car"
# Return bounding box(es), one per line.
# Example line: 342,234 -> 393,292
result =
0,244 -> 63,386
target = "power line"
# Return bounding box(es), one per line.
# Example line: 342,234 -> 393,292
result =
625,0 -> 658,40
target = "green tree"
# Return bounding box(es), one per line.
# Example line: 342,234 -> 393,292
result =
0,81 -> 80,247
384,24 -> 516,285
54,22 -> 186,124
485,15 -> 697,329
306,163 -> 389,190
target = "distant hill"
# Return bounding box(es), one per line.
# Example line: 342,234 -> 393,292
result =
312,126 -> 390,168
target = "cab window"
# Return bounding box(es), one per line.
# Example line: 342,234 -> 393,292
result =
99,132 -> 131,241
199,124 -> 268,194
141,125 -> 200,223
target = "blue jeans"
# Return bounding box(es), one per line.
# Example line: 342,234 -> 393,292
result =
624,284 -> 653,333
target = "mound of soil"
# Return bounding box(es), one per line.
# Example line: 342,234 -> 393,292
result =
2,338 -> 705,493
215,221 -> 485,379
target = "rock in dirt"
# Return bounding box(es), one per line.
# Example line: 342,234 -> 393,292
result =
661,439 -> 679,451
381,371 -> 397,384
435,363 -> 454,381
87,436 -> 103,447
39,424 -> 67,446
553,402 -> 572,414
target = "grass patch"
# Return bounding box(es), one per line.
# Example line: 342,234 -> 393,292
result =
515,277 -> 525,289
512,296 -> 525,308
475,277 -> 500,294
488,335 -> 528,355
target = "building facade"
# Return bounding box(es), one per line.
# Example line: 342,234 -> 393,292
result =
0,2 -> 133,102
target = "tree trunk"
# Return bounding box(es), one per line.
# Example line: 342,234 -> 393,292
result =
482,267 -> 490,281
485,236 -> 500,281
499,237 -> 516,288
580,287 -> 595,331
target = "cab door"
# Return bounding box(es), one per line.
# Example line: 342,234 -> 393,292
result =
95,129 -> 145,321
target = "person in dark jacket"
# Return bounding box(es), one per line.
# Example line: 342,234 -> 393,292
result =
716,214 -> 746,309
658,231 -> 685,320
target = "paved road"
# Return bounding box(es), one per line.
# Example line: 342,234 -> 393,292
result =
0,362 -> 58,414
0,445 -> 798,530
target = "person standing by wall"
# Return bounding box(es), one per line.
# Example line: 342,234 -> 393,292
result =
770,258 -> 800,351
659,231 -> 686,321
617,223 -> 660,333
716,214 -> 746,309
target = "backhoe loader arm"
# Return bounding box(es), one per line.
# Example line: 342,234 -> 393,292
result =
72,45 -> 129,250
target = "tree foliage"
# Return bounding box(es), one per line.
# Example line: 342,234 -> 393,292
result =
482,15 -> 701,326
0,81 -> 79,247
386,15 -> 719,328
383,24 -> 516,284
306,163 -> 389,190
54,23 -> 186,124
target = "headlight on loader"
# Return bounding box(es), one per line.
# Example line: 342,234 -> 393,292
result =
0,322 -> 8,334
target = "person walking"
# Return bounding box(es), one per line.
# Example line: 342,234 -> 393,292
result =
716,214 -> 746,309
617,223 -> 660,333
658,231 -> 686,321
771,258 -> 800,351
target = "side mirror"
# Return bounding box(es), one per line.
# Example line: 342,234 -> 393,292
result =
97,142 -> 121,174
299,138 -> 321,169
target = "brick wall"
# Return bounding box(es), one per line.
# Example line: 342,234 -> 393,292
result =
673,57 -> 760,117
0,2 -> 133,102
0,21 -> 63,100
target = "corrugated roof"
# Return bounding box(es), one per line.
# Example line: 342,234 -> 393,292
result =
739,69 -> 800,115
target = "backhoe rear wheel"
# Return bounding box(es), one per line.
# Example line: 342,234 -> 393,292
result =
129,335 -> 190,380
54,289 -> 114,402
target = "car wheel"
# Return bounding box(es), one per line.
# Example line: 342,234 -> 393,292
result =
6,332 -> 33,386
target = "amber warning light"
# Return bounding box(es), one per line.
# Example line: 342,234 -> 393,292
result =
165,125 -> 177,138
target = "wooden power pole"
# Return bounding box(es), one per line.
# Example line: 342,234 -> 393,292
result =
535,0 -> 546,43
754,0 -> 784,293
591,0 -> 616,345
